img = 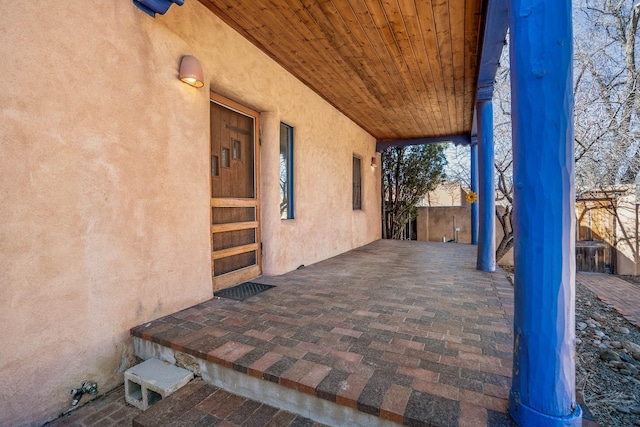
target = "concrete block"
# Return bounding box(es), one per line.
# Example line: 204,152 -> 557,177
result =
125,358 -> 194,410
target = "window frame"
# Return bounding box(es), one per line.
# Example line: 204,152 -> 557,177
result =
352,154 -> 362,210
279,122 -> 295,220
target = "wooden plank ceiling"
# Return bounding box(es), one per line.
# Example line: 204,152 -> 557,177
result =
198,0 -> 485,141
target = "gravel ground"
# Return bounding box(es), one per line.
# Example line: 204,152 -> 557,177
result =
576,278 -> 640,427
501,266 -> 640,426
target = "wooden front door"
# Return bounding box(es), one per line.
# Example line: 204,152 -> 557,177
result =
210,93 -> 261,290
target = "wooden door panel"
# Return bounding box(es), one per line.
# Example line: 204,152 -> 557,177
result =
214,251 -> 258,275
212,229 -> 256,252
211,105 -> 255,199
211,221 -> 258,233
210,94 -> 261,290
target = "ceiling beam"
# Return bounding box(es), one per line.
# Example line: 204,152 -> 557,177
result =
476,0 -> 509,92
376,134 -> 471,152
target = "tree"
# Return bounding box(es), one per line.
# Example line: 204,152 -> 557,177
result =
574,0 -> 640,188
489,0 -> 640,262
446,58 -> 515,262
442,0 -> 640,265
571,0 -> 640,270
382,144 -> 447,239
447,0 -> 640,264
489,62 -> 515,262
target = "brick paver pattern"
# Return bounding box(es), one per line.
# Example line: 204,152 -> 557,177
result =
132,240 -> 516,426
578,272 -> 640,328
44,380 -> 325,427
44,385 -> 139,427
132,380 -> 328,427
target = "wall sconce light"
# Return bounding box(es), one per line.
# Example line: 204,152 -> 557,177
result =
371,157 -> 378,168
179,55 -> 204,88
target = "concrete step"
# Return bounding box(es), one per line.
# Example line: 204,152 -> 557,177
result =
133,337 -> 402,426
132,379 -> 328,427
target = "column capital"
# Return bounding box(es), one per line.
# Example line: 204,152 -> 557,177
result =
477,83 -> 494,102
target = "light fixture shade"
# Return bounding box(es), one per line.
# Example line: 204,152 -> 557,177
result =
179,55 -> 204,88
371,157 -> 378,167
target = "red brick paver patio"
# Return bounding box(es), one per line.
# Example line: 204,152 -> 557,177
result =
44,385 -> 140,427
44,380 -> 325,427
132,240 -> 517,426
46,241 -> 610,426
577,272 -> 640,328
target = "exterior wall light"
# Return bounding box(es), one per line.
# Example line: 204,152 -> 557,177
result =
179,55 -> 204,88
371,157 -> 378,168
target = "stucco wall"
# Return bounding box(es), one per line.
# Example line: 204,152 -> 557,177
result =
423,182 -> 468,207
417,206 -> 471,243
575,193 -> 638,276
0,1 -> 379,425
260,113 -> 380,275
614,195 -> 639,276
416,206 -> 514,265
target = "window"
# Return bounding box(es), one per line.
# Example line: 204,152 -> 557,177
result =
221,148 -> 230,168
280,123 -> 294,219
211,155 -> 219,176
353,155 -> 362,210
232,139 -> 241,160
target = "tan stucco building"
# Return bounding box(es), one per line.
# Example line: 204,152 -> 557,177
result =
2,1 -> 593,425
576,187 -> 639,276
421,182 -> 469,207
0,2 -> 380,424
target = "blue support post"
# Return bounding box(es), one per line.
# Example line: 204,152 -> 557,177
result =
508,0 -> 582,426
470,137 -> 479,245
476,87 -> 495,271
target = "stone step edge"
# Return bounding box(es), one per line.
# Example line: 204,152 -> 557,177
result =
133,337 -> 401,427
132,379 -> 306,427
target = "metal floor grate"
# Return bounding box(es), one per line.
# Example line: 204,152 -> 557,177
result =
214,282 -> 275,301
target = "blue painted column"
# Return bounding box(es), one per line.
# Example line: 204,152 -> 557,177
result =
470,136 -> 479,245
476,87 -> 495,271
508,0 -> 581,426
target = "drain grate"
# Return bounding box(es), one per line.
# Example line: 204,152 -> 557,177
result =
214,282 -> 275,301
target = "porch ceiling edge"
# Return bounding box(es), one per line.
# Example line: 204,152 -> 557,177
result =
376,134 -> 470,152
476,0 -> 509,103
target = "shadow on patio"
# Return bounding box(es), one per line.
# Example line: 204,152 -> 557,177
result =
131,240 -> 516,426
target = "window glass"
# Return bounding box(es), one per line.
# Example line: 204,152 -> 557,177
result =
280,123 -> 294,219
232,139 -> 241,160
221,148 -> 230,168
353,155 -> 362,210
211,156 -> 219,176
